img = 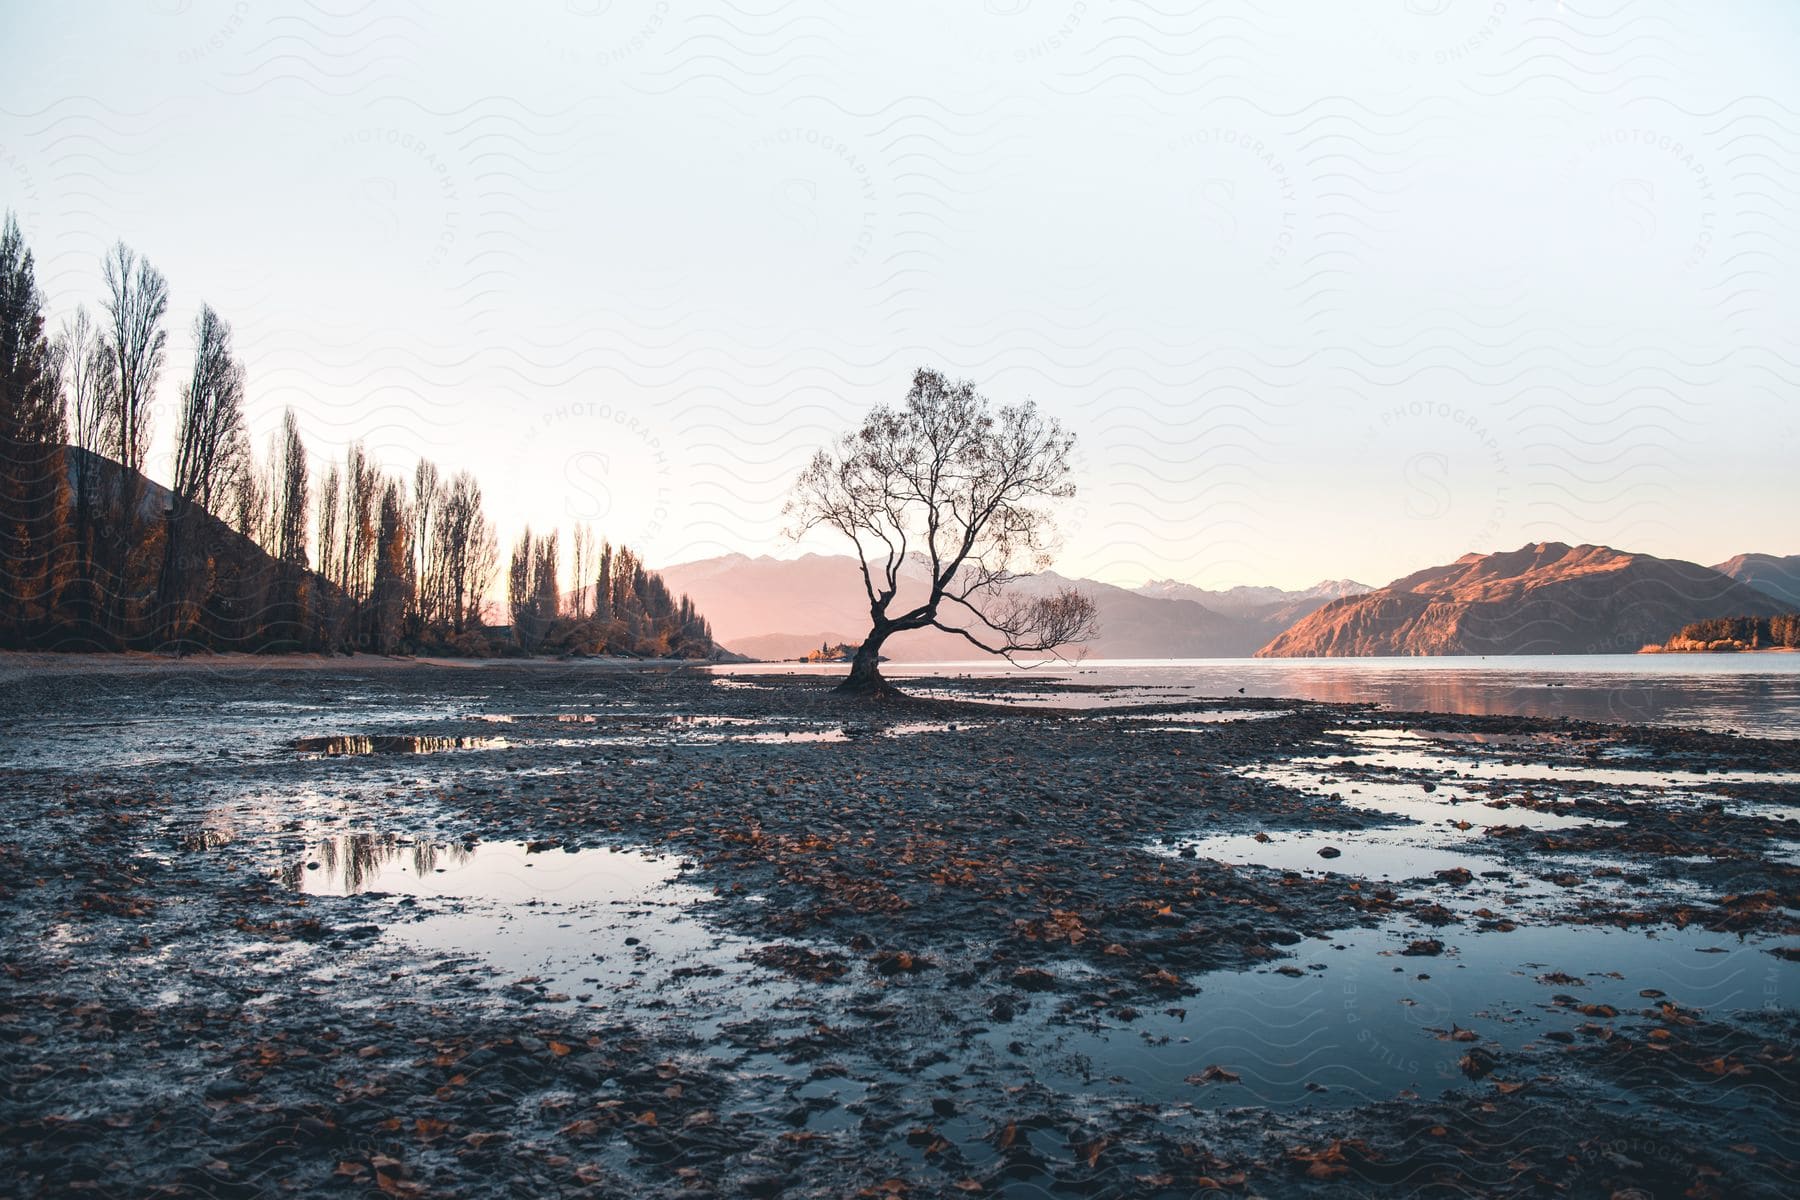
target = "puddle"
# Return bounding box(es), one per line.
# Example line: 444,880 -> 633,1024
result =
283,835 -> 611,898
991,922 -> 1798,1115
729,729 -> 848,744
277,836 -> 803,1039
1242,760 -> 1615,833
883,721 -> 981,736
1164,829 -> 1498,882
1349,729 -> 1800,789
292,735 -> 508,758
1114,709 -> 1294,726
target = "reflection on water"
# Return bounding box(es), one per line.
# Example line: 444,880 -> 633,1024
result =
1167,828 -> 1500,881
1001,923 -> 1797,1119
716,657 -> 1800,736
282,835 -> 692,904
284,834 -> 475,894
277,835 -> 797,1042
291,735 -> 507,758
1112,709 -> 1295,730
1347,729 -> 1800,788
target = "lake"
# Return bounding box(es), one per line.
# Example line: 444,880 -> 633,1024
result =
718,654 -> 1800,738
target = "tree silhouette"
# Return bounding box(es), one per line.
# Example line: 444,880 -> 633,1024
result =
0,213 -> 66,645
788,367 -> 1097,694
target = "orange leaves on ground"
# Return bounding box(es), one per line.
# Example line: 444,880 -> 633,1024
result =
1287,1139 -> 1370,1181
1700,1056 -> 1750,1077
1143,967 -> 1185,992
1012,909 -> 1091,945
375,1171 -> 423,1197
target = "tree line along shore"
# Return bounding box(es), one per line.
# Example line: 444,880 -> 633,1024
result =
0,214 -> 721,660
1642,614 -> 1800,653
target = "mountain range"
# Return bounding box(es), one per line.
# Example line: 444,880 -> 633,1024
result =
1259,543 -> 1790,657
1712,553 -> 1800,609
655,552 -> 1369,661
657,545 -> 1800,661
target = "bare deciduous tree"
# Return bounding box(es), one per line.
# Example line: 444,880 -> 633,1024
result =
508,526 -> 535,649
159,304 -> 248,643
57,307 -> 104,462
272,409 -> 309,567
435,470 -> 490,635
371,477 -> 410,653
170,305 -> 246,515
315,463 -> 340,594
98,243 -> 167,473
411,458 -> 439,627
569,522 -> 594,620
93,242 -> 168,642
340,442 -> 379,603
231,435 -> 271,545
54,306 -> 105,637
787,367 -> 1097,694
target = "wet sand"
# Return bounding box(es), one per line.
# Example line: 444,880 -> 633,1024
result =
1,663 -> 1795,1197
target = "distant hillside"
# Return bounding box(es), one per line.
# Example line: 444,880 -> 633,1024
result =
1135,578 -> 1370,617
1135,577 -> 1372,647
60,448 -> 349,652
1258,542 -> 1788,657
1714,553 -> 1800,609
654,553 -> 1272,661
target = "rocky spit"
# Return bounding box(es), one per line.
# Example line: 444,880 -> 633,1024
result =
1,661 -> 1795,1198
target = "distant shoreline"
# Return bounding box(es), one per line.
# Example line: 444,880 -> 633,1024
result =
0,650 -> 709,682
1639,645 -> 1799,655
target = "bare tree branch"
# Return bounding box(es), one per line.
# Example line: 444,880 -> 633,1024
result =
785,367 -> 1096,694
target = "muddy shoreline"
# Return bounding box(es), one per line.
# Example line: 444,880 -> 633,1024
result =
2,664 -> 1796,1197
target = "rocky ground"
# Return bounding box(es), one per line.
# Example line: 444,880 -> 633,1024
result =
1,661 -> 1796,1198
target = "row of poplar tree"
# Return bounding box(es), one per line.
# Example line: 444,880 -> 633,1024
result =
0,212 -> 717,658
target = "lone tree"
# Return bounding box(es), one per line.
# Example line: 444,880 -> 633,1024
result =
788,367 -> 1098,694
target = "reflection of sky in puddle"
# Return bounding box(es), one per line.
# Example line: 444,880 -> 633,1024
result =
457,715 -> 983,747
285,836 -> 677,900
1109,709 -> 1294,731
1191,725 -> 1795,908
1162,829 -> 1498,881
994,923 -> 1798,1116
292,734 -> 507,758
1243,759 -> 1613,832
280,837 -> 799,1037
1351,729 -> 1800,788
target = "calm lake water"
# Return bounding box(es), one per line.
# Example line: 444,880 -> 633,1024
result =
719,655 -> 1800,738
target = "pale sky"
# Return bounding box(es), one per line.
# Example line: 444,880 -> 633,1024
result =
3,1 -> 1796,592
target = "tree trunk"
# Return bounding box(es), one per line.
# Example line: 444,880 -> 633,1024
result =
838,627 -> 899,695
155,507 -> 183,651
